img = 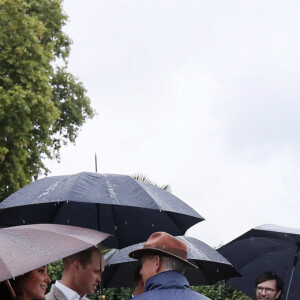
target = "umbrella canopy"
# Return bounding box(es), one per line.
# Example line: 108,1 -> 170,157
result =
0,172 -> 204,248
0,223 -> 110,282
103,235 -> 240,288
218,224 -> 300,300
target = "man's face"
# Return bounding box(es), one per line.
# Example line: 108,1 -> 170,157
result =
140,255 -> 157,284
75,251 -> 104,296
256,279 -> 281,300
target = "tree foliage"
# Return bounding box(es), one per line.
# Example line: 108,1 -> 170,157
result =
0,0 -> 95,201
132,173 -> 172,193
192,281 -> 252,300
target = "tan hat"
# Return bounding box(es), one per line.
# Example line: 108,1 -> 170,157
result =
129,232 -> 197,269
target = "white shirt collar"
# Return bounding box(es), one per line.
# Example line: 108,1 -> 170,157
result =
55,280 -> 86,300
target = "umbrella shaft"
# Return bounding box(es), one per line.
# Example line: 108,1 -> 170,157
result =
286,266 -> 295,300
5,280 -> 16,299
286,246 -> 300,300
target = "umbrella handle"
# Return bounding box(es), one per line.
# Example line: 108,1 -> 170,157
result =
5,280 -> 16,299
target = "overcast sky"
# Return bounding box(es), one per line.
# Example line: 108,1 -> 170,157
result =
46,0 -> 300,247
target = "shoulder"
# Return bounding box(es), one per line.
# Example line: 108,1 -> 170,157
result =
45,284 -> 67,300
134,289 -> 210,300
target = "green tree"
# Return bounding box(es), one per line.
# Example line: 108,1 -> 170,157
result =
192,281 -> 252,300
132,173 -> 171,192
0,0 -> 95,201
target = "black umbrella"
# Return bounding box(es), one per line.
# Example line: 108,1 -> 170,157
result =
103,235 -> 241,288
0,172 -> 203,248
218,224 -> 300,300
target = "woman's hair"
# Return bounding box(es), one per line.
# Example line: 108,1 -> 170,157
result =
0,281 -> 14,299
0,274 -> 30,299
11,272 -> 30,297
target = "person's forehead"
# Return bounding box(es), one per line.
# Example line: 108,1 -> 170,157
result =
85,261 -> 101,272
86,251 -> 100,264
91,250 -> 100,258
257,279 -> 277,288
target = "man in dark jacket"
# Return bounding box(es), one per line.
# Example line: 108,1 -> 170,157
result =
129,232 -> 211,300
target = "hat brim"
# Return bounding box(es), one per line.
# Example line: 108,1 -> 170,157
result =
129,247 -> 198,269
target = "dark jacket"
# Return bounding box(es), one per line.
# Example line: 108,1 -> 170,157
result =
133,271 -> 211,300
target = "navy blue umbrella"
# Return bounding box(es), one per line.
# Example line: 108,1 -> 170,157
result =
218,224 -> 300,300
0,172 -> 203,248
103,236 -> 240,288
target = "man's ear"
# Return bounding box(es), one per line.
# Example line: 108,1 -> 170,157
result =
275,290 -> 281,299
153,255 -> 161,272
71,260 -> 82,274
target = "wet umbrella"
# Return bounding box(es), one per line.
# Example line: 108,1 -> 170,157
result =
0,172 -> 203,249
218,224 -> 300,300
103,235 -> 241,288
0,223 -> 110,282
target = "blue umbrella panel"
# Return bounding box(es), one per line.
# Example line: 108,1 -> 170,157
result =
0,172 -> 204,249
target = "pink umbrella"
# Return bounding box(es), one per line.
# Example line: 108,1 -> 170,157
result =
0,223 -> 110,282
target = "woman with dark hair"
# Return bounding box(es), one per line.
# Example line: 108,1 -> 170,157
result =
8,265 -> 51,300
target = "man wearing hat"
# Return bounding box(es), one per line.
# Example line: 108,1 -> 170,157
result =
129,232 -> 211,299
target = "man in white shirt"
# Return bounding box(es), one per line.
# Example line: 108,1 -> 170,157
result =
46,246 -> 105,300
